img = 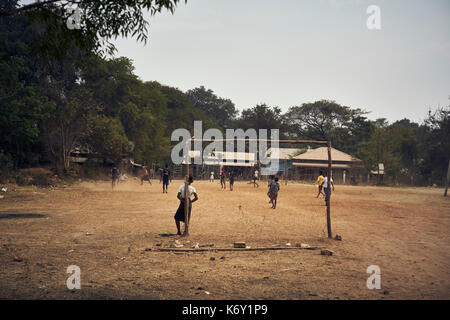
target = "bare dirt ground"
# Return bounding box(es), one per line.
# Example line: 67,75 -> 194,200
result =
0,178 -> 449,300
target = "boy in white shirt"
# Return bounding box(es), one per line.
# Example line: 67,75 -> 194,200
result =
174,176 -> 198,235
323,173 -> 335,205
253,169 -> 259,188
119,173 -> 127,183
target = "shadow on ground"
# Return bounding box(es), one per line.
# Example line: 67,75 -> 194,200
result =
0,212 -> 48,220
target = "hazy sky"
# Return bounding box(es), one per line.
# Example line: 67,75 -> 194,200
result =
113,0 -> 450,123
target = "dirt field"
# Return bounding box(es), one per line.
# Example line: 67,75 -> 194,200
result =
0,178 -> 449,300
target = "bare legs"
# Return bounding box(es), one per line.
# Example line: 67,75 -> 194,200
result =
316,186 -> 325,198
175,220 -> 181,235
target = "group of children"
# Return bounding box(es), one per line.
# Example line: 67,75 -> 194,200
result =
110,164 -> 172,193
172,171 -> 277,235
209,168 -> 262,190
110,167 -> 128,188
215,168 -> 236,191
112,164 -> 334,234
140,164 -> 172,193
173,168 -> 336,234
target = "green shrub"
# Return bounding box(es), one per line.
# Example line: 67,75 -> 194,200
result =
15,168 -> 56,187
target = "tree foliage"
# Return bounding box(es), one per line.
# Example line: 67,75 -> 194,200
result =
0,0 -> 187,56
186,86 -> 238,129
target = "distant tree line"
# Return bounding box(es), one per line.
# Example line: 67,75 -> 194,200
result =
0,0 -> 448,185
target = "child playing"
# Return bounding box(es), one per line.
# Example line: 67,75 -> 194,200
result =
323,172 -> 335,205
174,176 -> 198,235
229,171 -> 234,191
315,170 -> 325,198
119,173 -> 127,183
160,164 -> 171,193
268,177 -> 280,209
141,166 -> 152,185
220,168 -> 226,189
253,169 -> 259,188
267,175 -> 274,203
111,166 -> 119,189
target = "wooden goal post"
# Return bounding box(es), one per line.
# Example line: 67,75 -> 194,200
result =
182,138 -> 333,238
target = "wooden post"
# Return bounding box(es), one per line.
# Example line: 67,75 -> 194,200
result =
184,162 -> 189,235
183,139 -> 191,236
445,160 -> 450,197
326,141 -> 332,238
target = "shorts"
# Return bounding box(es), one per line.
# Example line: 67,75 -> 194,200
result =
269,192 -> 278,201
141,175 -> 150,181
174,201 -> 191,222
163,178 -> 169,186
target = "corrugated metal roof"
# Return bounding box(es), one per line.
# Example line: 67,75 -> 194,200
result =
292,147 -> 360,162
265,148 -> 307,160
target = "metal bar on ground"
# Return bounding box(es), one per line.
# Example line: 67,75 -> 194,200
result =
157,246 -> 322,252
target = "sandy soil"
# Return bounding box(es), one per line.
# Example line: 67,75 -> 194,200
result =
0,178 -> 449,299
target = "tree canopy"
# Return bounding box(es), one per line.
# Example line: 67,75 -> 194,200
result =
0,0 -> 186,56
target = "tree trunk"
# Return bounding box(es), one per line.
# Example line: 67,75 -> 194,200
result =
184,162 -> 190,235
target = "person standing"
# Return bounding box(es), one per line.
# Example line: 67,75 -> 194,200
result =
253,169 -> 259,188
220,168 -> 226,189
160,164 -> 171,193
174,176 -> 198,235
229,171 -> 235,191
267,175 -> 274,187
267,175 -> 274,203
210,171 -> 214,183
111,166 -> 119,189
268,177 -> 280,209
